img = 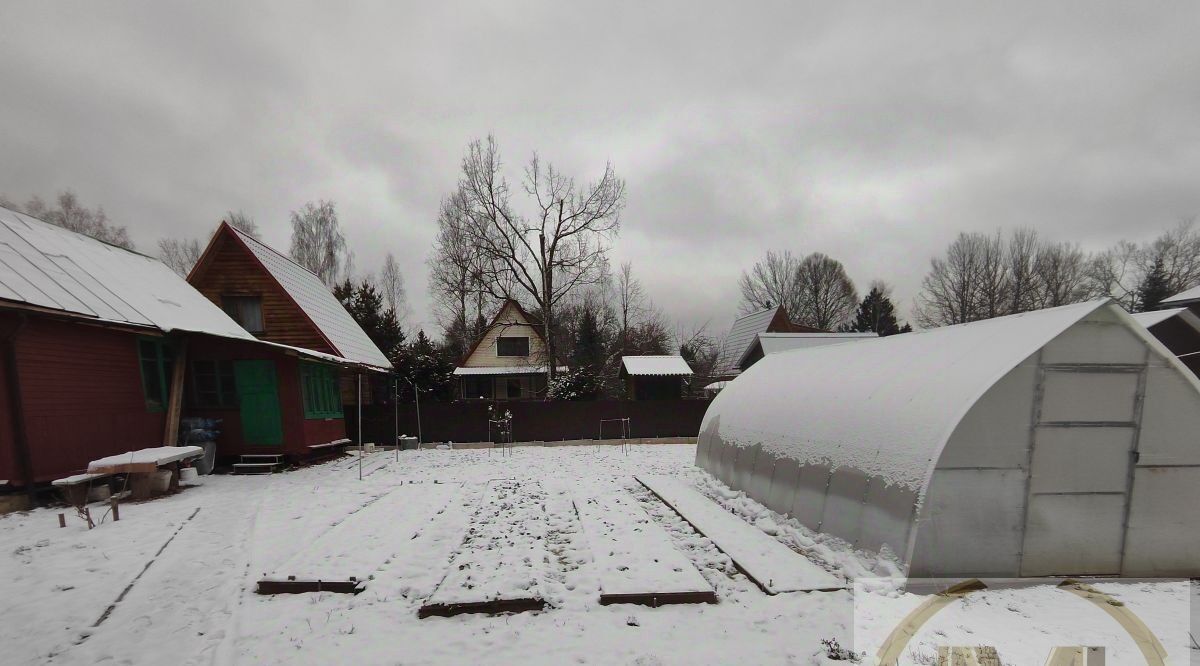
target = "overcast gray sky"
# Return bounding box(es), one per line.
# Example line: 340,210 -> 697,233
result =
2,2 -> 1198,336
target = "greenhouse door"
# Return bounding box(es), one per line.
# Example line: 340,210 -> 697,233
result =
234,360 -> 284,446
1020,367 -> 1143,576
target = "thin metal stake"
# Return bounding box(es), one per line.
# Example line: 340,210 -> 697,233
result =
357,372 -> 363,481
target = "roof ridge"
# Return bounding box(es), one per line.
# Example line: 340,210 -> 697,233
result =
2,205 -> 161,262
227,223 -> 327,283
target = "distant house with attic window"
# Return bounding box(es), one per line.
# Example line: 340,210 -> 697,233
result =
452,299 -> 565,401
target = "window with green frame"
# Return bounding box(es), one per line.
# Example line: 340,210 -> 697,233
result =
300,362 -> 343,419
137,338 -> 173,412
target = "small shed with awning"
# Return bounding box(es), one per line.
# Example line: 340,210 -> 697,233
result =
620,355 -> 693,400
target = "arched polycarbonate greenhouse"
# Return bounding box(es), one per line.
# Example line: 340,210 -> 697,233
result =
697,299 -> 1200,578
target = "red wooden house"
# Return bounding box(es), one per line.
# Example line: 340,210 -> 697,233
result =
186,222 -> 392,457
0,206 -> 262,488
0,207 -> 390,494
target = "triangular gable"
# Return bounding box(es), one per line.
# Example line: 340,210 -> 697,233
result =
189,222 -> 391,368
459,299 -> 553,366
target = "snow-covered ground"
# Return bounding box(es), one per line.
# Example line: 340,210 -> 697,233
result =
1,444 -> 1194,665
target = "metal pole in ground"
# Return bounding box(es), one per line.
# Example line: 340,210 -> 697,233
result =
394,376 -> 399,463
357,371 -> 363,481
412,379 -> 423,449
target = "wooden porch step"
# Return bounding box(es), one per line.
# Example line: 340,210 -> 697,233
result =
240,454 -> 284,462
233,462 -> 278,475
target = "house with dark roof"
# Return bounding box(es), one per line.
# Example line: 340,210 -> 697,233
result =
1160,284 -> 1200,316
736,331 -> 877,372
0,205 -> 363,490
452,299 -> 565,400
1132,307 -> 1200,378
186,222 -> 392,461
712,306 -> 821,381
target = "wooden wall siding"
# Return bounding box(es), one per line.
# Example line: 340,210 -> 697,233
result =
462,301 -> 549,368
191,233 -> 336,355
10,316 -> 165,483
0,331 -> 16,484
303,417 -> 347,447
186,336 -> 329,458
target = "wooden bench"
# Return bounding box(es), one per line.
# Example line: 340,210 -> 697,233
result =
51,472 -> 112,506
306,438 -> 352,463
308,438 -> 351,452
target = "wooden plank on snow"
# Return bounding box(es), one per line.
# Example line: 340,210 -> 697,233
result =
574,491 -> 716,607
257,482 -> 459,594
419,480 -> 548,618
636,474 -> 843,593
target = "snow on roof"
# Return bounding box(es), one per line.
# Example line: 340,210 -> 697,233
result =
1131,307 -> 1200,334
452,365 -> 567,376
704,300 -> 1153,491
621,355 -> 694,376
714,307 -> 785,376
1162,283 -> 1200,305
0,206 -> 255,340
227,226 -> 391,368
738,331 -> 877,368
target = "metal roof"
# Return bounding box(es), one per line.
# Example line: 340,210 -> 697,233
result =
1162,283 -> 1200,306
738,331 -> 877,369
714,307 -> 784,376
621,355 -> 694,376
0,205 -> 255,340
226,226 -> 392,369
1131,307 -> 1200,334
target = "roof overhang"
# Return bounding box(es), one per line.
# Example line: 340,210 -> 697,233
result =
453,365 -> 567,376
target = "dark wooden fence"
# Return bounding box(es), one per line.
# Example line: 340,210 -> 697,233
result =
345,399 -> 712,445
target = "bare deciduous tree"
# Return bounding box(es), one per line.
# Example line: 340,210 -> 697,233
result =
2,191 -> 133,249
450,136 -> 625,381
616,261 -> 649,355
1006,228 -> 1041,314
916,232 -> 987,327
737,250 -> 801,315
226,210 -> 260,239
1037,242 -> 1093,307
289,200 -> 350,288
428,191 -> 494,357
157,237 -> 203,276
794,252 -> 858,330
919,228 -> 1101,327
378,252 -> 409,326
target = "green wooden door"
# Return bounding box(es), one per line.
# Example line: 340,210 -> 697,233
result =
234,360 -> 284,446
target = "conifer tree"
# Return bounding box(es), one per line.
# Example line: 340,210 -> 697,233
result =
844,283 -> 912,336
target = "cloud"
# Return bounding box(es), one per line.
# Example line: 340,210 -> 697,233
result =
1,2 -> 1198,335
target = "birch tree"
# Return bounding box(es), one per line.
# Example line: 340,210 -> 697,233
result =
289,200 -> 350,287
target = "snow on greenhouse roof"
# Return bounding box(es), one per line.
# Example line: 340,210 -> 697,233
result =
621,355 -> 693,376
704,300 -> 1166,491
1162,283 -> 1200,305
0,206 -> 255,340
223,225 -> 392,368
